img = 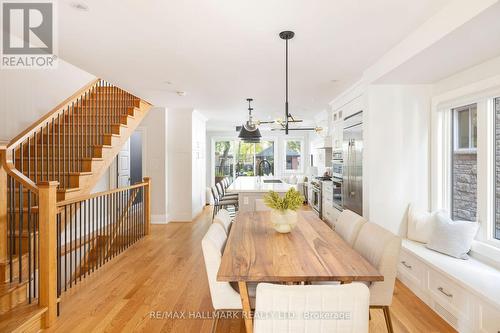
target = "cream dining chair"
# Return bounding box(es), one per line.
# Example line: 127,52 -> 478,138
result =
332,209 -> 367,246
353,222 -> 402,333
213,209 -> 233,235
201,223 -> 256,332
254,283 -> 370,333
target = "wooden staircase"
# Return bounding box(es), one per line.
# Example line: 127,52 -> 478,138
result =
0,79 -> 152,332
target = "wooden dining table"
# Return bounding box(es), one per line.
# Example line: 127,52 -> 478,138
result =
217,210 -> 383,333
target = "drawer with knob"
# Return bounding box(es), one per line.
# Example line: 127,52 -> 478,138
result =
398,249 -> 425,288
428,269 -> 470,319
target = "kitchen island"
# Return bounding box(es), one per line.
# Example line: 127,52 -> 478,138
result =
227,176 -> 297,212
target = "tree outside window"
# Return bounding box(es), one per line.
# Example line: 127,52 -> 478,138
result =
285,140 -> 302,171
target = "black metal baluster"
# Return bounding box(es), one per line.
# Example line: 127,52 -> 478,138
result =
100,195 -> 103,267
64,205 -> 67,291
92,197 -> 95,273
84,92 -> 88,159
69,204 -> 72,288
79,202 -> 82,281
57,213 -> 61,315
41,126 -> 44,181
51,119 -> 55,180
8,176 -> 13,283
106,194 -> 109,263
34,132 -> 37,185
33,201 -> 37,298
63,109 -> 66,188
83,200 -> 86,278
47,122 -> 50,181
57,114 -> 60,184
71,102 -> 74,174
18,145 -> 23,283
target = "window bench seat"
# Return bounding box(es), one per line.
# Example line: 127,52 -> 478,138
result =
398,239 -> 500,333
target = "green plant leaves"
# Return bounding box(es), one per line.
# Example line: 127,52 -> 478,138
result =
263,188 -> 304,211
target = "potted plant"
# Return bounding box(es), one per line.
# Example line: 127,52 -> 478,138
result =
263,188 -> 304,233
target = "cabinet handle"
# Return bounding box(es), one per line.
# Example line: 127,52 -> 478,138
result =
437,287 -> 453,298
401,261 -> 412,269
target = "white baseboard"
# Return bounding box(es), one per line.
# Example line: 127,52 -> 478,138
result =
151,215 -> 169,224
167,212 -> 193,222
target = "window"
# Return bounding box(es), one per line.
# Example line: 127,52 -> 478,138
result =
284,140 -> 302,172
454,104 -> 477,151
214,141 -> 234,183
451,104 -> 478,222
495,97 -> 500,240
234,140 -> 275,177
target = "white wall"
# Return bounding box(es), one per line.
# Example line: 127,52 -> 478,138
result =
364,85 -> 432,235
0,60 -> 95,142
192,111 -> 207,217
168,108 -> 207,221
141,107 -> 168,223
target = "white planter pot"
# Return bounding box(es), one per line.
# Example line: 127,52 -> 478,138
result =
270,209 -> 298,233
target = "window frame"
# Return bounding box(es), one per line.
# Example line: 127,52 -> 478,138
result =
431,81 -> 500,265
432,85 -> 500,264
453,104 -> 478,153
283,138 -> 304,173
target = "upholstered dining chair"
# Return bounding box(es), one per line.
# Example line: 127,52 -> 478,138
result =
214,209 -> 233,235
216,181 -> 238,200
254,283 -> 370,333
353,222 -> 402,333
202,223 -> 255,333
211,186 -> 238,220
332,209 -> 367,246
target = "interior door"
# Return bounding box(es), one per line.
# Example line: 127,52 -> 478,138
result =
117,139 -> 131,188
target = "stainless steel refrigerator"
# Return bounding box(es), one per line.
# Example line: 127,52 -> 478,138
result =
342,111 -> 363,215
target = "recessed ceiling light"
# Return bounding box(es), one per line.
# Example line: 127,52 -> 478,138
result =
331,79 -> 339,83
163,81 -> 172,85
71,2 -> 89,11
176,91 -> 186,97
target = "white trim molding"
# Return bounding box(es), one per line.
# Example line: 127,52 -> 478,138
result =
431,74 -> 500,263
151,215 -> 169,224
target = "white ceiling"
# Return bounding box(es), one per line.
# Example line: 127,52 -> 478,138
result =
377,2 -> 500,84
58,0 -> 452,130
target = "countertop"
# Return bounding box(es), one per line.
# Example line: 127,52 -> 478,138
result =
227,176 -> 296,193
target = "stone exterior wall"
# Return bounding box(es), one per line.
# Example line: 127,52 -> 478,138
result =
496,97 -> 500,239
452,153 -> 477,221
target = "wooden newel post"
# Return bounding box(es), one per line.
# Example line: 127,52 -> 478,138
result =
0,147 -> 7,263
38,181 -> 59,328
143,177 -> 151,235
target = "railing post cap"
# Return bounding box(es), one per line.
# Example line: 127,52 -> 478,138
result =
38,181 -> 60,188
143,176 -> 151,182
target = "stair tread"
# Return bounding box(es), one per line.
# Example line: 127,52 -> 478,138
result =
29,144 -> 111,147
0,253 -> 30,266
40,133 -> 119,136
0,281 -> 28,297
0,303 -> 46,332
10,187 -> 79,192
29,171 -> 92,175
16,157 -> 104,161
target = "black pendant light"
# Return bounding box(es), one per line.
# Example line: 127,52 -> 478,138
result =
278,30 -> 321,134
238,98 -> 261,142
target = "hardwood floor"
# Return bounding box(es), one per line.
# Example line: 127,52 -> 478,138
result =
47,207 -> 456,333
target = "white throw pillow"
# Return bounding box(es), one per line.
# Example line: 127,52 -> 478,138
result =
426,212 -> 479,260
407,204 -> 434,244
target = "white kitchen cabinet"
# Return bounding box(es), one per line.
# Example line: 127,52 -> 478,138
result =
321,181 -> 341,227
